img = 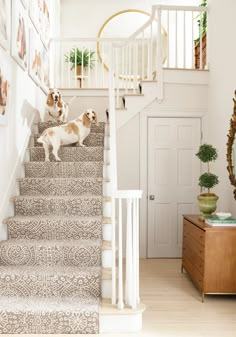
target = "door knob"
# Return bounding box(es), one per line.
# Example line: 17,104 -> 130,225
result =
149,195 -> 155,200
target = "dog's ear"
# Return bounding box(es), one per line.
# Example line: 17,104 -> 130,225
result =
83,112 -> 91,128
46,92 -> 54,106
58,92 -> 63,108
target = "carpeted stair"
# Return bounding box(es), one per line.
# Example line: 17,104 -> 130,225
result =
0,121 -> 105,334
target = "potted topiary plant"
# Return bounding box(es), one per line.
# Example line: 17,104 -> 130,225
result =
64,47 -> 96,75
196,143 -> 219,220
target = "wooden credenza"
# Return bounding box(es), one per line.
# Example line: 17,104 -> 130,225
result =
182,214 -> 236,301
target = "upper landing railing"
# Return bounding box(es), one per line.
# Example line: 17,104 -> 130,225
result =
50,5 -> 207,91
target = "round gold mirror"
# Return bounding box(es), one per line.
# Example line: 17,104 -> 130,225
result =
227,90 -> 236,199
97,9 -> 167,79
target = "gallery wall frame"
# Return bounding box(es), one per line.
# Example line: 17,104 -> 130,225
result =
20,0 -> 29,9
29,27 -> 43,85
29,0 -> 41,33
29,0 -> 50,49
0,47 -> 11,126
0,0 -> 11,50
40,0 -> 50,49
41,47 -> 50,93
11,0 -> 28,71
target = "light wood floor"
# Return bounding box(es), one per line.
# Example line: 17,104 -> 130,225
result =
4,258 -> 236,337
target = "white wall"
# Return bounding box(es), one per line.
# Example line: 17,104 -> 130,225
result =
207,0 -> 236,214
0,0 -> 61,239
60,0 -> 200,38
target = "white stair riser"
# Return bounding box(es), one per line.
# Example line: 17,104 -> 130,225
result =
103,182 -> 111,197
103,201 -> 112,218
101,279 -> 112,299
102,223 -> 112,241
104,149 -> 110,163
104,135 -> 109,148
102,249 -> 112,268
103,165 -> 110,180
100,313 -> 142,332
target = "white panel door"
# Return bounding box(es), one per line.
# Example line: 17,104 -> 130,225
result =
147,117 -> 201,257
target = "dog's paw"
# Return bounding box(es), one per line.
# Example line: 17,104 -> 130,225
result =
55,158 -> 62,161
45,158 -> 50,162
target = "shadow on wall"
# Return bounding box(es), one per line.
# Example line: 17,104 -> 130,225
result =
21,99 -> 41,128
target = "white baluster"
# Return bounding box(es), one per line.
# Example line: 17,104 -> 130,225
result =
132,197 -> 137,309
126,198 -> 133,306
136,198 -> 140,304
118,198 -> 124,309
192,11 -> 194,69
112,197 -> 116,305
199,11 -> 203,70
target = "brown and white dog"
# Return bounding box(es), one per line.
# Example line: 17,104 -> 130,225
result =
45,88 -> 71,122
37,109 -> 98,161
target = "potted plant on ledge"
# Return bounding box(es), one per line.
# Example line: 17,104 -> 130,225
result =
196,143 -> 219,220
65,47 -> 96,75
194,0 -> 207,69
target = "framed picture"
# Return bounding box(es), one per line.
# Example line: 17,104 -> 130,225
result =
29,0 -> 42,33
0,0 -> 11,50
41,47 -> 50,93
40,0 -> 50,49
20,0 -> 29,9
29,28 -> 43,85
11,0 -> 28,70
0,48 -> 11,125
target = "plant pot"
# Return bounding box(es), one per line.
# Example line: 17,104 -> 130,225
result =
76,66 -> 82,76
195,33 -> 207,69
197,192 -> 219,220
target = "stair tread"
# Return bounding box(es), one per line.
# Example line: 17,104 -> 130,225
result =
0,295 -> 99,310
13,195 -> 103,200
0,265 -> 101,275
29,146 -> 104,162
38,121 -> 105,134
0,238 -> 102,247
18,177 -> 103,181
6,214 -> 103,221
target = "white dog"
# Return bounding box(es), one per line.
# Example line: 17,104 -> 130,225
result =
37,109 -> 98,161
45,88 -> 73,122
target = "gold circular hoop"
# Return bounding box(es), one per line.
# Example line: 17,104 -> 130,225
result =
97,9 -> 168,77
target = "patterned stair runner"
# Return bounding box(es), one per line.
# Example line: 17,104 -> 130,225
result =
0,121 -> 105,334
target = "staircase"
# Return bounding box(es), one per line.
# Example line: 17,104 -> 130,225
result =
0,121 -> 106,334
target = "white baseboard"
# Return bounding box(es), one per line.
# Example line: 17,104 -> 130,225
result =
0,114 -> 36,240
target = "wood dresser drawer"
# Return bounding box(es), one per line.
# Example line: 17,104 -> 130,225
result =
182,257 -> 204,291
182,243 -> 204,275
183,233 -> 204,259
183,218 -> 205,245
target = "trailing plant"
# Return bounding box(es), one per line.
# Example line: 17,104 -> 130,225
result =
196,143 -> 219,194
65,47 -> 96,70
195,0 -> 207,43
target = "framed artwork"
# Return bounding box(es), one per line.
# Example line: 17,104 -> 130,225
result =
41,47 -> 50,93
29,0 -> 42,33
29,28 -> 43,85
11,0 -> 28,70
0,48 -> 11,126
20,0 -> 29,9
40,0 -> 50,49
0,0 -> 11,50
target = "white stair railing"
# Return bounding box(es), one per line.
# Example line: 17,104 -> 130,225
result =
108,45 -> 143,310
50,5 -> 207,91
